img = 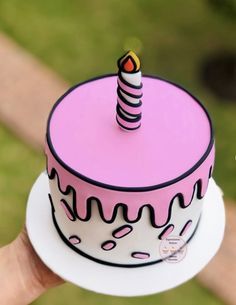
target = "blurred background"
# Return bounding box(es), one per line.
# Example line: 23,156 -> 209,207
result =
0,0 -> 235,304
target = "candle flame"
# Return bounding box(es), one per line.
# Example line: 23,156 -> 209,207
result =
118,50 -> 140,73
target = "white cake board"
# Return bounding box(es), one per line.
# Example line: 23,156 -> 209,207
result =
26,172 -> 225,297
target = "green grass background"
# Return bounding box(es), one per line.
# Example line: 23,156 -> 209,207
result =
0,0 -> 235,304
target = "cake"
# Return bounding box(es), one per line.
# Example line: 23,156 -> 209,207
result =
45,51 -> 214,267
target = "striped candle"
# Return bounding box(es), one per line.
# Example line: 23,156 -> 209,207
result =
116,50 -> 142,131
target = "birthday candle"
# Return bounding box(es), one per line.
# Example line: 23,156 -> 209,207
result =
116,51 -> 143,131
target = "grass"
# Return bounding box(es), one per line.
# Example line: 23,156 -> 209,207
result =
0,0 -> 235,304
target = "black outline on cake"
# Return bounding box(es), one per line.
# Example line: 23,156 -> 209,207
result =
46,74 -> 214,192
47,166 -> 211,228
49,194 -> 200,268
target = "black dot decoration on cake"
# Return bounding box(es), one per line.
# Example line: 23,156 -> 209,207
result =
209,166 -> 213,178
131,252 -> 150,259
101,240 -> 116,251
112,225 -> 133,239
60,199 -> 76,221
69,235 -> 81,245
179,220 -> 192,236
158,224 -> 174,240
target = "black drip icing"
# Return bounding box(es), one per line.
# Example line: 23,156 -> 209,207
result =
47,166 -> 211,229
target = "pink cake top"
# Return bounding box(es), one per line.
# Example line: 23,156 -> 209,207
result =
47,75 -> 212,189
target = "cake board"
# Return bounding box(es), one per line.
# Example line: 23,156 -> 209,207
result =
26,172 -> 225,297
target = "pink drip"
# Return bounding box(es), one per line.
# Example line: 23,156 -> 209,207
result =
46,142 -> 214,227
200,174 -> 210,197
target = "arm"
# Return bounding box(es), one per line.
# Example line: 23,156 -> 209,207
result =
0,227 -> 63,305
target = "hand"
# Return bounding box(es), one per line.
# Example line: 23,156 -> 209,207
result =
0,226 -> 63,305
